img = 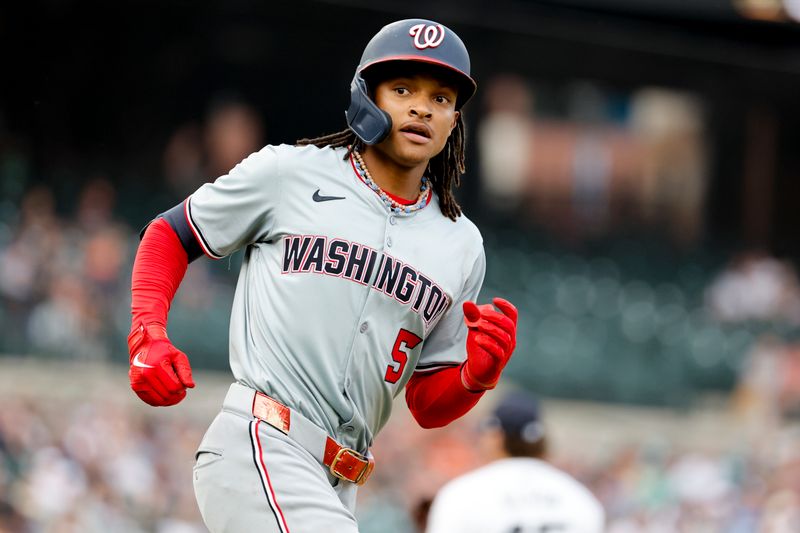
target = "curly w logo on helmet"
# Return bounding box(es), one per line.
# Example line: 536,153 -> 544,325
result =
409,23 -> 445,49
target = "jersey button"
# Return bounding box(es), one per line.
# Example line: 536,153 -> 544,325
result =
343,425 -> 354,432
389,215 -> 397,225
359,322 -> 368,333
386,237 -> 393,247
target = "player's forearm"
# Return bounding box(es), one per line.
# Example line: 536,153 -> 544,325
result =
131,218 -> 189,327
405,364 -> 484,429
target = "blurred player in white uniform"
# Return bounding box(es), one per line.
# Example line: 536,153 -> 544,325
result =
426,391 -> 604,533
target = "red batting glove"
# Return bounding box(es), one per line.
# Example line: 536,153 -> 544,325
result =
127,323 -> 195,406
461,297 -> 518,392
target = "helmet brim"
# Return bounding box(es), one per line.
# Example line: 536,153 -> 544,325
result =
359,56 -> 477,109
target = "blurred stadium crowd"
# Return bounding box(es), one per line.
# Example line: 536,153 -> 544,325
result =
1,377 -> 800,532
0,395 -> 203,533
2,41 -> 800,531
0,98 -> 261,367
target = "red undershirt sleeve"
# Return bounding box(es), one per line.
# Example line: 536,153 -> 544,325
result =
404,364 -> 485,429
130,218 -> 189,328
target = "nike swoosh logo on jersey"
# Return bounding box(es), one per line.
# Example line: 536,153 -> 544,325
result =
132,352 -> 155,369
312,189 -> 346,202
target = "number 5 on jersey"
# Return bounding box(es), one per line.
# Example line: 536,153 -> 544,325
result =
384,329 -> 422,384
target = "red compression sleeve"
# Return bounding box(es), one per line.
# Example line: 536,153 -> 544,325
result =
405,364 -> 485,429
131,218 -> 189,327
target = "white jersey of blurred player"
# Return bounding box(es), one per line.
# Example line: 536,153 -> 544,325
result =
426,391 -> 604,533
426,457 -> 605,533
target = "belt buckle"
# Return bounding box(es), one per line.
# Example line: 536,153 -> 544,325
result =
329,447 -> 374,485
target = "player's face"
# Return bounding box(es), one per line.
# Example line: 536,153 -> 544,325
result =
372,72 -> 460,168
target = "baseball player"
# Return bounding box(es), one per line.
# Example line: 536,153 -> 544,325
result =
426,391 -> 605,533
127,18 -> 518,533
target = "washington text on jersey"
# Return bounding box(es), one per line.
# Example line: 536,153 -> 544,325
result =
282,234 -> 450,330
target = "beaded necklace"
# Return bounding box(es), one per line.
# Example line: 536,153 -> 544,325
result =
352,149 -> 430,216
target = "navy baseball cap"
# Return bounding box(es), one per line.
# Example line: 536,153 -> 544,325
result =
484,390 -> 544,443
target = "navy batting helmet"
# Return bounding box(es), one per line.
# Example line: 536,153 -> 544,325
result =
345,19 -> 477,145
487,391 -> 544,443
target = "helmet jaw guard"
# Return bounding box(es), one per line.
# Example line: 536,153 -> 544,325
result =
346,75 -> 392,145
345,19 -> 476,146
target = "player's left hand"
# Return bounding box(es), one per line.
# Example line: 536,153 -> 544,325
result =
461,297 -> 518,391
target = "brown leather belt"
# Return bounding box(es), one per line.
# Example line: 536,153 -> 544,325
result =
251,390 -> 374,485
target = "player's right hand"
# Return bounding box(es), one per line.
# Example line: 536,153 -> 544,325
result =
461,297 -> 518,391
127,323 -> 195,406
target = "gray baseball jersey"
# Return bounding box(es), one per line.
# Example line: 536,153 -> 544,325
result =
187,143 -> 485,453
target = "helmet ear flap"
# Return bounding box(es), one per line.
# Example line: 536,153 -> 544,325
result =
345,74 -> 392,145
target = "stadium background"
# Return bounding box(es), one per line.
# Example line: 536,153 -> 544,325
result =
2,0 -> 800,530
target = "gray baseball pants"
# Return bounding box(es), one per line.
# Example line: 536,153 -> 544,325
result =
193,384 -> 360,533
